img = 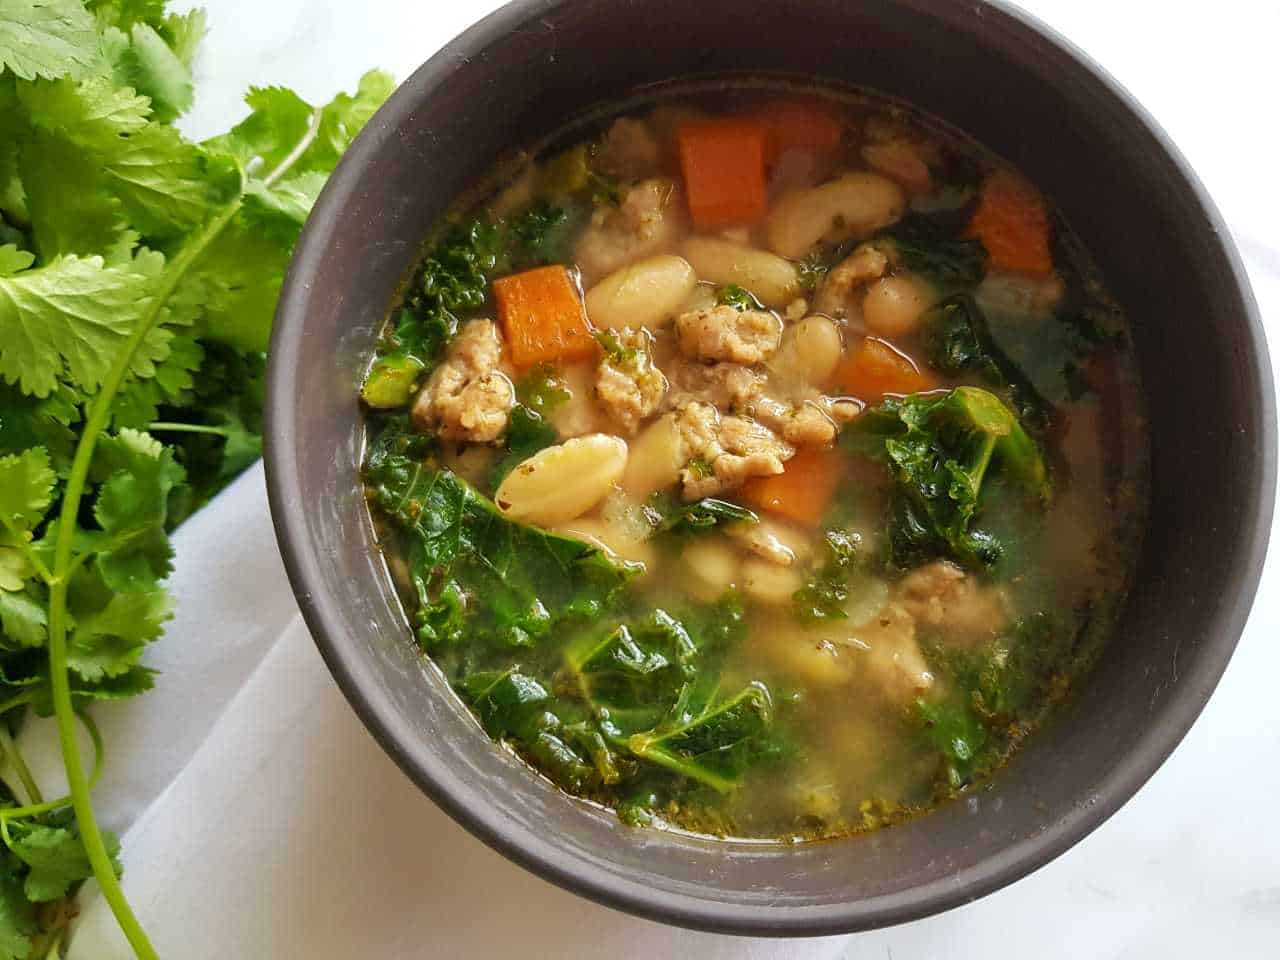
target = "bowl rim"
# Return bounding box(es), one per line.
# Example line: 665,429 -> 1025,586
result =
265,0 -> 1276,936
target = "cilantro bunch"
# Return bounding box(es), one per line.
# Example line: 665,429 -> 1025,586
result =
0,2 -> 390,956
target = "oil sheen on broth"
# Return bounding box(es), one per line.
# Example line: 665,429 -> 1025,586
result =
359,81 -> 1148,841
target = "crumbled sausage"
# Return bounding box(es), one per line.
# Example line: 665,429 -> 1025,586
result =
664,359 -> 762,412
849,602 -> 936,708
673,401 -> 795,500
814,243 -> 888,317
675,304 -> 783,365
595,329 -> 668,433
575,178 -> 683,283
411,319 -> 514,443
597,117 -> 661,180
896,560 -> 1010,641
745,389 -> 860,447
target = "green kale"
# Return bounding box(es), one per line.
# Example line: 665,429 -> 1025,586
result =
643,493 -> 758,537
505,198 -> 584,268
877,214 -> 987,289
363,450 -> 635,651
921,294 -> 1051,433
916,612 -> 1071,790
792,529 -> 861,621
849,387 -> 1049,570
488,405 -> 558,490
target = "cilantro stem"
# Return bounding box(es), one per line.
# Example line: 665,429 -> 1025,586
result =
146,421 -> 231,437
0,712 -> 106,824
0,724 -> 41,806
0,692 -> 31,716
45,198 -> 243,960
262,107 -> 322,188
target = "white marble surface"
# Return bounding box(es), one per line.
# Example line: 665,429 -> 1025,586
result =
59,0 -> 1280,956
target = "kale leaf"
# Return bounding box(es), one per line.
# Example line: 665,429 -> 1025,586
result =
643,493 -> 758,537
792,529 -> 861,621
848,387 -> 1049,570
877,214 -> 988,289
921,294 -> 1051,433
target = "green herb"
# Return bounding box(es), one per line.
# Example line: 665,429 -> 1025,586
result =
792,530 -> 861,621
0,3 -> 390,955
644,494 -> 758,536
716,284 -> 758,311
848,387 -> 1049,571
514,364 -> 570,415
878,214 -> 988,289
488,405 -> 558,490
921,294 -> 1051,433
796,252 -> 828,294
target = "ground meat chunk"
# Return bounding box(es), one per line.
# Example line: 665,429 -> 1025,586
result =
815,243 -> 888,317
896,560 -> 1010,641
597,117 -> 661,180
675,304 -> 783,365
411,319 -> 514,443
595,329 -> 667,433
746,389 -> 860,447
849,602 -> 935,708
574,178 -> 683,283
674,401 -> 794,500
664,359 -> 762,412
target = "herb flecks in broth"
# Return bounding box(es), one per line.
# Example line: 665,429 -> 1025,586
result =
360,83 -> 1147,840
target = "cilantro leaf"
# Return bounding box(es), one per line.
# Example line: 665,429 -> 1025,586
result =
68,588 -> 170,680
0,448 -> 55,531
90,429 -> 184,591
0,247 -> 32,277
8,819 -> 121,903
0,0 -> 103,81
0,254 -> 163,398
0,873 -> 34,960
108,22 -> 193,123
0,590 -> 45,648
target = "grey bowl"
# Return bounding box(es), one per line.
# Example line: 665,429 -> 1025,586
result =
264,0 -> 1274,936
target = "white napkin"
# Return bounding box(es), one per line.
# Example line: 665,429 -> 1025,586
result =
35,0 -> 1280,957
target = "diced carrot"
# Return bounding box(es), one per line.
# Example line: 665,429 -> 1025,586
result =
492,266 -> 596,369
676,119 -> 768,229
828,337 -> 934,402
753,99 -> 844,164
964,170 -> 1054,276
740,448 -> 843,527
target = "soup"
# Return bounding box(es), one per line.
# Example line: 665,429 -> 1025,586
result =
359,82 -> 1147,840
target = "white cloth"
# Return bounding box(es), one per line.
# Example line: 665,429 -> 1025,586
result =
48,0 -> 1279,957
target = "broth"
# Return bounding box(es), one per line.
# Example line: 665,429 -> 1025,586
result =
359,80 -> 1148,840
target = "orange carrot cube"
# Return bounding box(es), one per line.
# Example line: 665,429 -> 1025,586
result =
492,265 -> 596,369
740,448 -> 843,527
829,337 -> 934,402
965,170 -> 1054,276
677,119 -> 769,229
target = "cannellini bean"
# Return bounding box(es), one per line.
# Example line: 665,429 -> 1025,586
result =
843,576 -> 890,627
584,255 -> 697,331
680,236 -> 800,308
764,629 -> 853,686
740,558 -> 804,605
554,516 -> 655,571
770,316 -> 844,386
679,281 -> 720,314
494,434 -> 627,526
683,539 -> 740,601
621,414 -> 687,499
549,360 -> 604,439
767,173 -> 906,259
862,275 -> 935,337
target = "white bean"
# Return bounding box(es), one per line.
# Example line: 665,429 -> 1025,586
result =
863,275 -> 934,337
584,255 -> 697,331
740,558 -> 804,605
767,173 -> 906,259
683,539 -> 740,601
770,316 -> 844,386
680,236 -> 800,307
494,434 -> 627,526
554,517 -> 655,572
621,413 -> 688,499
